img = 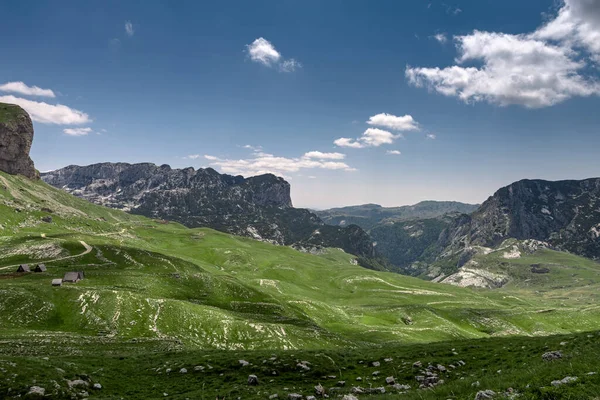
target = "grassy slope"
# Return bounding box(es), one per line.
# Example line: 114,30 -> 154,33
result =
2,172 -> 600,398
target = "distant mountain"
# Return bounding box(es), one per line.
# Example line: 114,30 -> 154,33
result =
315,201 -> 478,230
315,201 -> 478,273
41,163 -> 374,257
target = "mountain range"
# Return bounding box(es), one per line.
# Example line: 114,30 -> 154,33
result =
41,163 -> 375,258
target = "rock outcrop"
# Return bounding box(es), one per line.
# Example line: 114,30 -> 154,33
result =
0,103 -> 37,179
41,162 -> 374,257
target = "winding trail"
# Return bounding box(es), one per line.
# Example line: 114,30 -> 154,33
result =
0,240 -> 92,271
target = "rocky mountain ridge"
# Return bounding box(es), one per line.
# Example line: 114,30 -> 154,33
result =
438,178 -> 600,264
41,163 -> 374,257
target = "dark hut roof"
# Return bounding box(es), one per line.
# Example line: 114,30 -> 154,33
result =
35,264 -> 47,272
17,264 -> 31,272
63,271 -> 84,282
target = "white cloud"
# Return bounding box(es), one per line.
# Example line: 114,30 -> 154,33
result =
245,37 -> 301,72
280,59 -> 302,72
203,150 -> 356,178
184,154 -> 201,159
303,151 -> 346,160
0,81 -> 55,98
63,127 -> 92,136
125,21 -> 135,37
406,0 -> 600,108
386,150 -> 402,155
246,37 -> 282,66
334,137 -> 365,148
432,33 -> 448,43
366,113 -> 420,131
0,95 -> 91,125
335,128 -> 402,149
426,133 -> 437,139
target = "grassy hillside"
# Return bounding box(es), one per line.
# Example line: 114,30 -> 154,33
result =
2,171 -> 600,398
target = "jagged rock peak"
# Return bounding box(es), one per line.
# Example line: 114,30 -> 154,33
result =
0,103 -> 38,179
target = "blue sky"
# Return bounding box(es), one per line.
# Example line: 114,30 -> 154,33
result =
1,0 -> 600,208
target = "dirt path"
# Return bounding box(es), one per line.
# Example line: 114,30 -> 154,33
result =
0,240 -> 93,271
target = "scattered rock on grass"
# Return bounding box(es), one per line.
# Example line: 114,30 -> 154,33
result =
542,351 -> 562,361
551,376 -> 578,386
385,376 -> 395,385
26,386 -> 45,397
248,375 -> 259,386
475,390 -> 496,400
239,360 -> 250,367
372,361 -> 380,367
342,396 -> 358,400
288,394 -> 303,400
92,383 -> 102,390
314,384 -> 325,396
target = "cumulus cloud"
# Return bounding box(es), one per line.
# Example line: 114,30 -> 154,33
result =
125,21 -> 135,37
366,113 -> 420,131
245,37 -> 301,72
203,150 -> 355,178
63,127 -> 93,136
386,150 -> 402,155
0,95 -> 91,125
335,128 -> 402,149
406,0 -> 600,108
246,37 -> 282,66
303,151 -> 346,160
0,81 -> 55,98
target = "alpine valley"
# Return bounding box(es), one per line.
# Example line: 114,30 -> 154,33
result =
2,104 -> 600,400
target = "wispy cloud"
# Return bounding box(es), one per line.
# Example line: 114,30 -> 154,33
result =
0,94 -> 90,125
432,33 -> 448,43
63,127 -> 93,136
245,37 -> 301,73
201,147 -> 355,178
125,21 -> 135,37
426,133 -> 437,139
280,59 -> 302,72
183,154 -> 202,159
303,151 -> 346,160
386,150 -> 402,155
406,0 -> 600,108
0,81 -> 55,98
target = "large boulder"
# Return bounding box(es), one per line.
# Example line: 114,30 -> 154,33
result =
0,103 -> 37,179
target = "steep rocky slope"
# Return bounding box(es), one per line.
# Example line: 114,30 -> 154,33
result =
438,178 -> 600,264
0,103 -> 37,179
41,163 -> 374,256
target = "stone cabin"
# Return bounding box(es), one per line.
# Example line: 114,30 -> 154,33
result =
51,279 -> 62,286
17,264 -> 30,273
63,271 -> 84,283
34,264 -> 47,272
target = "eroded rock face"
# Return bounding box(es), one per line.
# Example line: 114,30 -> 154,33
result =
0,103 -> 37,179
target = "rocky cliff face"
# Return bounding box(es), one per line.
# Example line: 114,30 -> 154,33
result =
41,163 -> 374,257
0,103 -> 37,179
439,178 -> 600,262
